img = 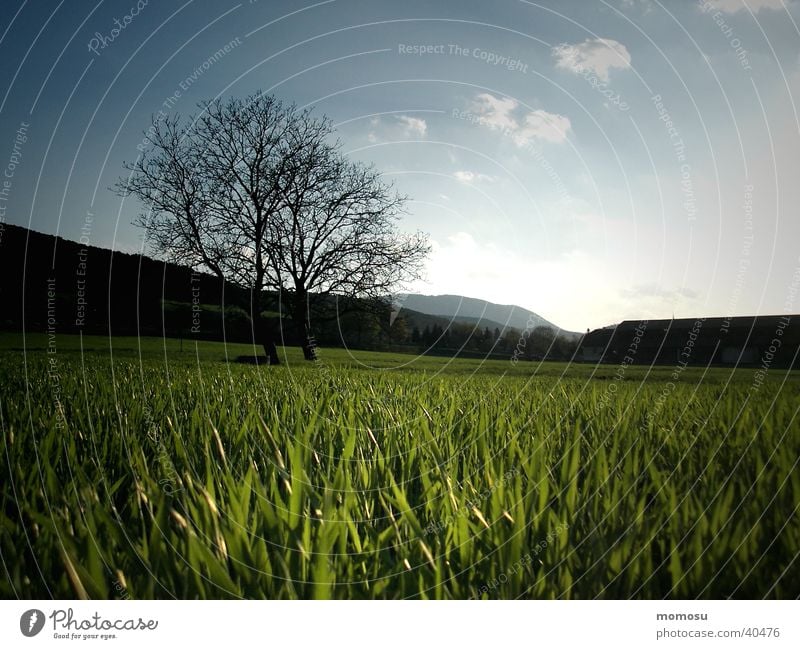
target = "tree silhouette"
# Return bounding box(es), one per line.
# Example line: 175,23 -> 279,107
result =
117,92 -> 429,362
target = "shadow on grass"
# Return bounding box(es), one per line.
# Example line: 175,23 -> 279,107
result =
234,355 -> 270,365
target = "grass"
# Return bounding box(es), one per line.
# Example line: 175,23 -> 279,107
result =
1,332 -> 798,598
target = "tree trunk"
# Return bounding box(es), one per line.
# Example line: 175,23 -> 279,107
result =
301,328 -> 317,361
261,321 -> 280,365
255,292 -> 280,365
292,289 -> 317,361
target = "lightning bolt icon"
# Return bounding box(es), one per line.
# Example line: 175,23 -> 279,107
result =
28,612 -> 38,632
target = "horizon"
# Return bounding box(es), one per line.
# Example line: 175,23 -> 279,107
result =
1,0 -> 799,331
4,219 -> 797,335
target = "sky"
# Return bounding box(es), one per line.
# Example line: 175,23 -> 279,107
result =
1,0 -> 799,332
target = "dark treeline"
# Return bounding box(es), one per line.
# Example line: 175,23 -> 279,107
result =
393,319 -> 578,360
0,223 -> 578,360
0,223 -> 250,340
579,316 -> 800,369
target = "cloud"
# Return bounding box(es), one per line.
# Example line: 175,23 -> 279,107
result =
552,38 -> 632,81
471,93 -> 519,131
620,0 -> 654,12
519,110 -> 573,144
470,93 -> 571,145
396,115 -> 427,137
453,170 -> 495,183
366,114 -> 427,142
700,0 -> 785,12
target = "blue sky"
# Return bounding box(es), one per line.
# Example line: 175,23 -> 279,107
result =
1,0 -> 799,331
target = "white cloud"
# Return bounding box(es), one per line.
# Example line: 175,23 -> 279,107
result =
471,93 -> 519,131
620,0 -> 654,12
366,114 -> 427,142
552,38 -> 632,81
470,93 -> 571,145
453,170 -> 495,183
396,115 -> 427,137
700,0 -> 785,12
519,110 -> 573,144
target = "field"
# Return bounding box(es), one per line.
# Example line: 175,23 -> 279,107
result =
1,333 -> 798,599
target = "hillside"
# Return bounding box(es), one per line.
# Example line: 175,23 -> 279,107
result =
0,223 -> 579,358
397,293 -> 578,337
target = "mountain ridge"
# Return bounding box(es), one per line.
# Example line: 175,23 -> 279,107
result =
396,293 -> 580,338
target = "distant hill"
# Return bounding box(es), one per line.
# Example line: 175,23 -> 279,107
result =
0,222 -> 253,340
0,223 -> 581,358
390,307 -> 508,337
397,294 -> 579,337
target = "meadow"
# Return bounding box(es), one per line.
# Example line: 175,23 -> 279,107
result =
1,332 -> 798,598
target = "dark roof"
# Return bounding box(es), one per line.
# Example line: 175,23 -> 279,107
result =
616,314 -> 792,331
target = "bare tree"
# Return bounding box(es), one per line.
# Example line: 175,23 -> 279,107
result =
117,92 -> 429,362
267,138 -> 429,359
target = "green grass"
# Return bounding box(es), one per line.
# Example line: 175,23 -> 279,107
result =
1,333 -> 798,598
